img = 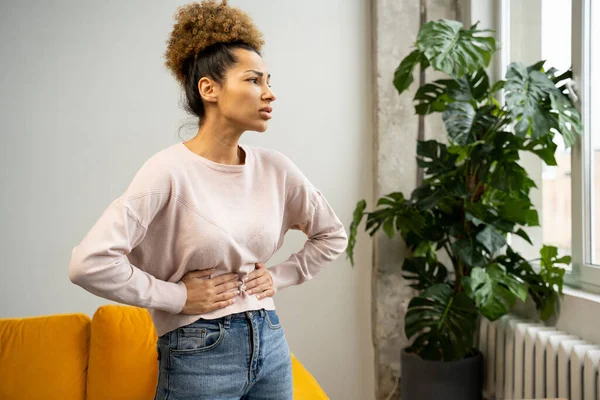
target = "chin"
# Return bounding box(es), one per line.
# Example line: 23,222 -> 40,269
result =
248,122 -> 269,133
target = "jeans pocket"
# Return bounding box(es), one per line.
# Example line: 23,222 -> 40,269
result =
171,320 -> 225,354
265,310 -> 282,330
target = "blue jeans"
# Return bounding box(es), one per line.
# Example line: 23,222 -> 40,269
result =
154,309 -> 293,400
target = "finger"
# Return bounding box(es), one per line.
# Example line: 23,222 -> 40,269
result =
188,268 -> 217,279
212,273 -> 241,286
256,289 -> 275,300
208,298 -> 237,312
246,268 -> 266,282
216,288 -> 240,302
246,280 -> 272,295
215,279 -> 243,294
244,275 -> 270,291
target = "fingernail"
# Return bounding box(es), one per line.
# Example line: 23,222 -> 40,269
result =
256,294 -> 262,299
247,289 -> 253,294
231,299 -> 237,304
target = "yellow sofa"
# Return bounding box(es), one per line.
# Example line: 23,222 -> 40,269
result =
0,305 -> 328,400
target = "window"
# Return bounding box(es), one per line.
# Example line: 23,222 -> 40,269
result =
541,0 -> 572,267
569,0 -> 600,290
498,0 -> 600,291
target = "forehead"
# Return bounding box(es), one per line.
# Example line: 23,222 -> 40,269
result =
230,48 -> 268,74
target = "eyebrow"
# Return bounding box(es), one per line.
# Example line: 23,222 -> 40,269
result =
245,69 -> 271,79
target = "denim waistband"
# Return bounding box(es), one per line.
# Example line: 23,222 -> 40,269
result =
222,309 -> 268,328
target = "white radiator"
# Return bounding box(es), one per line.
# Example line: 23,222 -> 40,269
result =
477,314 -> 600,400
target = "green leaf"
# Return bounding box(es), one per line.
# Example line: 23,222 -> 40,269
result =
417,20 -> 496,78
417,140 -> 459,175
454,69 -> 491,102
497,197 -> 539,226
476,225 -> 507,255
489,159 -> 537,194
365,194 -> 427,241
525,134 -> 558,166
405,283 -> 478,361
514,228 -> 533,245
346,200 -> 367,266
383,218 -> 395,239
443,101 -> 477,145
550,93 -> 582,148
540,245 -> 558,262
464,265 -> 527,320
491,80 -> 505,93
414,79 -> 459,115
402,257 -> 448,290
394,49 -> 423,95
540,291 -> 558,321
413,241 -> 434,258
452,239 -> 487,267
496,245 -> 564,321
505,62 -> 560,138
539,245 -> 569,296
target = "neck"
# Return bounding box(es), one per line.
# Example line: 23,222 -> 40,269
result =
185,116 -> 245,165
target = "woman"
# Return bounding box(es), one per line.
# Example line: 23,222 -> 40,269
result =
68,1 -> 348,399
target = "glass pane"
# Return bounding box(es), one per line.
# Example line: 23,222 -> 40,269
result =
591,1 -> 600,264
541,0 -> 573,263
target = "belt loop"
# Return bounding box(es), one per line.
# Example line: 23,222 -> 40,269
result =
169,329 -> 177,349
224,315 -> 231,329
259,309 -> 266,318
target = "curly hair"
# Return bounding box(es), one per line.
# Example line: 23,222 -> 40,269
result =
164,0 -> 265,86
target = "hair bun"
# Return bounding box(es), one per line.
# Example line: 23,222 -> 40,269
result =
164,0 -> 264,84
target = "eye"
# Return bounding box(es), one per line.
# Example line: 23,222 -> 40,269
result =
248,78 -> 259,84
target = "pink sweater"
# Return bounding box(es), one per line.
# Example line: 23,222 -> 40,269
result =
69,142 -> 348,336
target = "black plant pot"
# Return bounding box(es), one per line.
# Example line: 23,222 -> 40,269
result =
400,348 -> 483,400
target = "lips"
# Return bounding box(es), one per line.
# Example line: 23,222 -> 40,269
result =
259,106 -> 273,120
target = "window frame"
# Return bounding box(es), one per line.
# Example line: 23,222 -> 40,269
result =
487,0 -> 600,292
567,0 -> 600,292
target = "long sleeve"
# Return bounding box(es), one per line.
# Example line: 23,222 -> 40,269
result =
268,183 -> 348,292
68,158 -> 187,314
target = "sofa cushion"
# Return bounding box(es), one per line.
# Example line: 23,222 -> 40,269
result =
0,313 -> 90,400
87,305 -> 158,400
292,356 -> 329,399
88,305 -> 329,399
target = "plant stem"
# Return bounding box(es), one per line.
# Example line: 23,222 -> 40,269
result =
455,258 -> 464,293
443,239 -> 457,269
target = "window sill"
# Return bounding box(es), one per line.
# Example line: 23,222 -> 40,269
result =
563,284 -> 600,304
512,282 -> 600,345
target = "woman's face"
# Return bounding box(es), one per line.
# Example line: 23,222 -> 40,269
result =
216,49 -> 277,133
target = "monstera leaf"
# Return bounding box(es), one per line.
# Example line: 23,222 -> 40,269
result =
394,49 -> 427,95
402,257 -> 448,290
414,69 -> 491,115
417,20 -> 496,78
405,283 -> 479,361
442,101 -> 477,145
551,93 -> 582,148
505,62 -> 556,138
463,265 -> 528,321
394,20 -> 496,96
504,62 -> 581,145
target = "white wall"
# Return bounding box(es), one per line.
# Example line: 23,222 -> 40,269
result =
0,1 -> 375,399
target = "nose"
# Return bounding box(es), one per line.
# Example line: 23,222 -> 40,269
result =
263,86 -> 276,102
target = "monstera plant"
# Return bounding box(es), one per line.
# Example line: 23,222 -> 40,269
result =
347,19 -> 581,363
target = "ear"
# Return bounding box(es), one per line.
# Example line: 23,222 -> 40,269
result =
198,77 -> 219,103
